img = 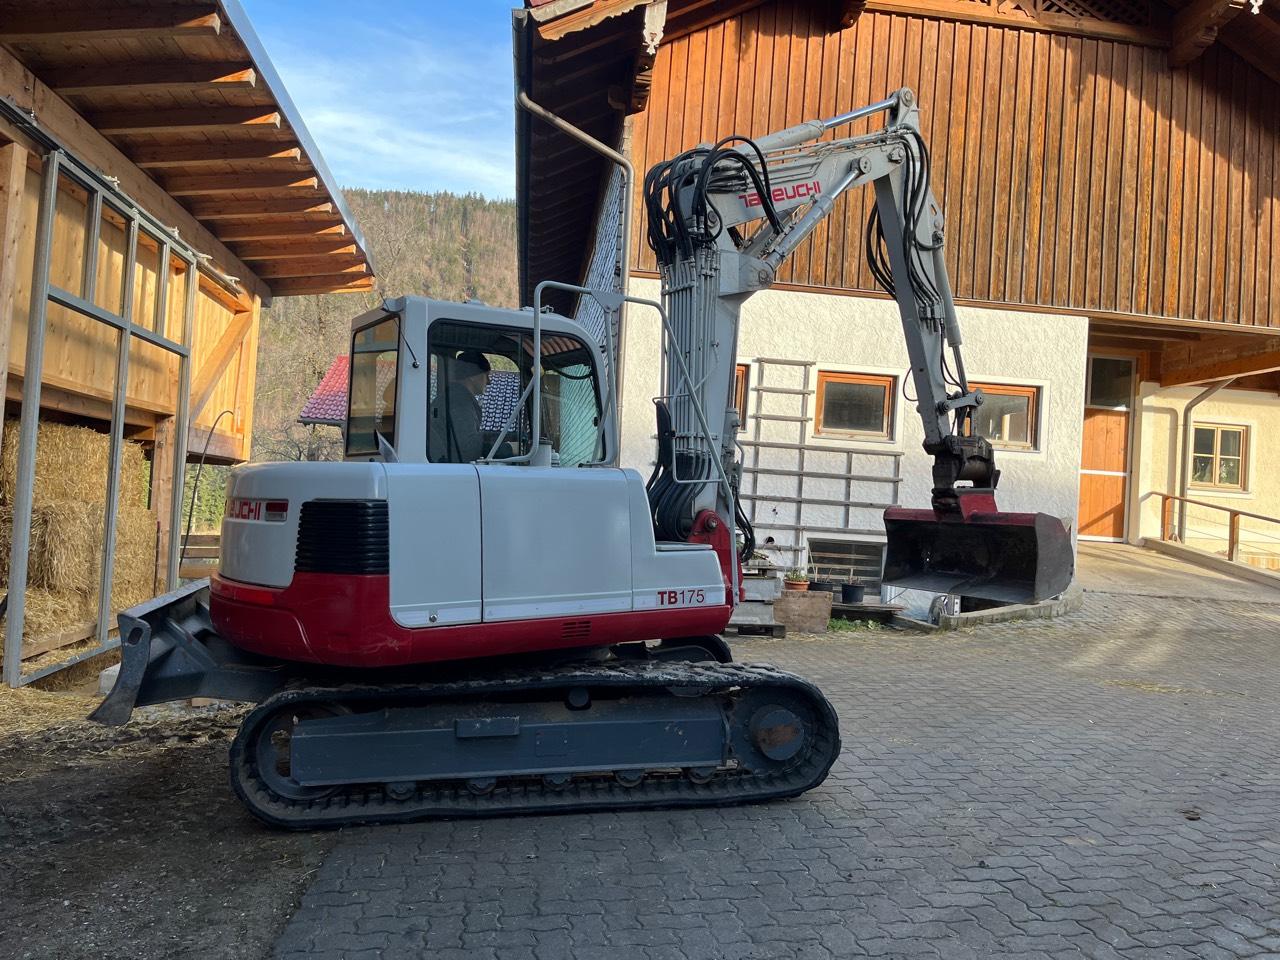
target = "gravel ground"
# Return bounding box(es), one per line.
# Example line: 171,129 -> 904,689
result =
0,694 -> 334,960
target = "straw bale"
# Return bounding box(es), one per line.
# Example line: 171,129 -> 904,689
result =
1,419 -> 150,508
19,587 -> 89,641
111,504 -> 158,612
31,499 -> 103,596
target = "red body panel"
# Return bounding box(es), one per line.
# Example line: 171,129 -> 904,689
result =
210,573 -> 734,668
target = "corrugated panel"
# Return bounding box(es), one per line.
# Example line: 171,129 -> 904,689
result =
629,1 -> 1280,327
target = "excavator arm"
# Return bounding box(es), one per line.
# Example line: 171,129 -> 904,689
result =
643,88 -> 1073,604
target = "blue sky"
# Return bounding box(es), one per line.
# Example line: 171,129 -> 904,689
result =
241,0 -> 517,197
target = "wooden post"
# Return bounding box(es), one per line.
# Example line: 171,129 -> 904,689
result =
1228,511 -> 1240,562
1161,495 -> 1173,541
152,416 -> 176,591
0,141 -> 29,460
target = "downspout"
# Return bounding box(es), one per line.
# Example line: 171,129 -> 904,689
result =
515,90 -> 634,461
1177,377 -> 1235,540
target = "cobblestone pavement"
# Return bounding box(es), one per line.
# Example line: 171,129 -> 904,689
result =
274,587 -> 1280,960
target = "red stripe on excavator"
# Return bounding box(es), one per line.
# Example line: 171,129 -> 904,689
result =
210,573 -> 733,668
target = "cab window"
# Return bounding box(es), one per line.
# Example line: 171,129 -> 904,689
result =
346,315 -> 399,457
427,320 -> 603,465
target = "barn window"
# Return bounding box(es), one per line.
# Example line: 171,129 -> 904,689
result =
1192,424 -> 1247,491
969,382 -> 1040,450
814,372 -> 894,439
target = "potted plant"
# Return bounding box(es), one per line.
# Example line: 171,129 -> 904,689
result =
783,568 -> 810,592
840,580 -> 866,604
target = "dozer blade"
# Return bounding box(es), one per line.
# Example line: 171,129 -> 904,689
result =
90,579 -> 290,725
882,506 -> 1074,605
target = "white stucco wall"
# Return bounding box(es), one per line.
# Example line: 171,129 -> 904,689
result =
1133,383 -> 1280,564
618,278 -> 1088,608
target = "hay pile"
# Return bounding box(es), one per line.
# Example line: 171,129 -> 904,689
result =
0,419 -> 157,641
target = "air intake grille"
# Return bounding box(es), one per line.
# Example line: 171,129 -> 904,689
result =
295,500 -> 389,575
561,620 -> 592,641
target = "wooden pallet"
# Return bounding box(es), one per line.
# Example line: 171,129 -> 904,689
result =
723,622 -> 787,639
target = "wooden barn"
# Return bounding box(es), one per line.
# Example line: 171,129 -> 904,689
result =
515,0 -> 1280,596
0,0 -> 373,685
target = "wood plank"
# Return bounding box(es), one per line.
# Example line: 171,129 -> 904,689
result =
189,309 -> 255,421
214,220 -> 346,242
234,238 -> 358,261
1170,0 -> 1246,67
269,275 -> 376,296
0,6 -> 220,43
93,107 -> 281,136
44,62 -> 255,96
188,198 -> 334,220
1161,346 -> 1280,386
21,620 -> 97,662
162,172 -> 320,197
253,256 -> 369,280
864,0 -> 1167,46
131,142 -> 301,169
0,142 -> 28,468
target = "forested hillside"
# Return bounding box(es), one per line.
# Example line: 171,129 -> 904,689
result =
251,189 -> 518,461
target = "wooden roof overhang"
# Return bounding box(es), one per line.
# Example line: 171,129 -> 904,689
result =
515,0 -> 864,315
0,0 -> 374,300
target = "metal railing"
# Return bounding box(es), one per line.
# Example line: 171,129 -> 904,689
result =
1157,492 -> 1280,566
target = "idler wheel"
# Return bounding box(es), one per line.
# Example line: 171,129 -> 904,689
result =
749,705 -> 805,762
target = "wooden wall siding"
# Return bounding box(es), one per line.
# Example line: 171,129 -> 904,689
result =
6,165 -> 253,456
628,2 -> 1280,327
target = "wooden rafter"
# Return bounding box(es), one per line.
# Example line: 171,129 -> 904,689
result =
43,62 -> 256,96
214,221 -> 347,243
270,275 -> 376,296
235,239 -> 360,261
163,172 -> 320,197
93,107 -> 281,136
0,5 -> 221,43
254,257 -> 370,280
131,142 -> 303,169
1170,0 -> 1247,66
187,198 -> 335,220
1161,335 -> 1280,386
537,0 -> 649,40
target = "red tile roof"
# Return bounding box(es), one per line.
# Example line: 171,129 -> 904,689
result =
298,355 -> 349,425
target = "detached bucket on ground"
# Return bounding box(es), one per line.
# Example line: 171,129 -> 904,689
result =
882,506 -> 1074,605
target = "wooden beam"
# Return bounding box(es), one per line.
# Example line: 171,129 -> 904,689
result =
162,172 -> 320,197
1170,0 -> 1246,67
0,5 -> 221,43
538,0 -> 649,40
270,275 -> 377,297
187,197 -> 334,220
44,62 -> 255,97
0,44 -> 267,302
235,238 -> 359,261
214,220 -> 346,243
0,143 -> 29,468
93,107 -> 281,136
630,1 -> 666,113
131,142 -> 303,170
254,257 -> 370,280
862,0 -> 1170,46
1160,336 -> 1280,386
189,310 -> 255,422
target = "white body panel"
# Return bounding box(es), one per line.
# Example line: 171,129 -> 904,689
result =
222,462 -> 389,588
478,466 -> 634,620
386,464 -> 483,627
624,472 -> 726,610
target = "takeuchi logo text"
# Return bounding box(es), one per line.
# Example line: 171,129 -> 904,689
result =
737,180 -> 822,207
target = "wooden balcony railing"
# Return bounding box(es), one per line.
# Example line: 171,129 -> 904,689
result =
179,533 -> 220,580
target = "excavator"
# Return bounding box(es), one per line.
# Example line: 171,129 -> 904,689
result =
92,89 -> 1073,828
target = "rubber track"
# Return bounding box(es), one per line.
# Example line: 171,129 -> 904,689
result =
229,660 -> 841,829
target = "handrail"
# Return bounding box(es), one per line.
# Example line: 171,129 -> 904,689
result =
1156,491 -> 1280,564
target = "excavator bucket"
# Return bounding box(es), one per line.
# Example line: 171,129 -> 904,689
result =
882,505 -> 1074,605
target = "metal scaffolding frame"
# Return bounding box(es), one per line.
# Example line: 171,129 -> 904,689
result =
3,143 -> 197,688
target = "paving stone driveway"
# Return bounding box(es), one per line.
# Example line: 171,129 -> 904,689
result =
275,581 -> 1280,959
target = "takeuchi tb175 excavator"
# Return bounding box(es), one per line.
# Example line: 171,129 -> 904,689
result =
93,89 -> 1073,828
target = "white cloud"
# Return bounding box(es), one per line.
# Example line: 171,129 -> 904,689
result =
265,22 -> 516,196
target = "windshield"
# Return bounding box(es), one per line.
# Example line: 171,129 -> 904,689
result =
427,320 -> 603,466
346,314 -> 399,457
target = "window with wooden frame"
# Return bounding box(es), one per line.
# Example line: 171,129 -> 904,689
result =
733,363 -> 749,430
968,382 -> 1040,450
814,371 -> 895,439
1192,424 -> 1248,491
